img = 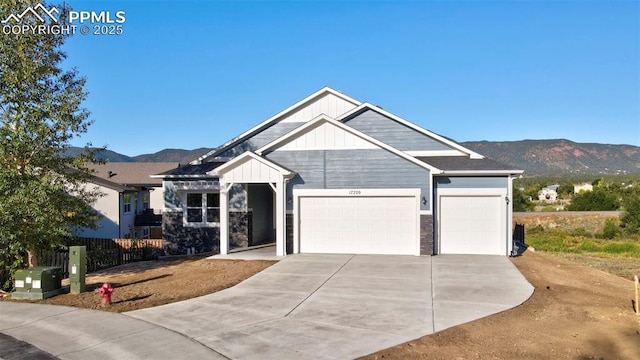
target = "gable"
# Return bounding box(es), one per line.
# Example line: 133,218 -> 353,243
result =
193,87 -> 360,163
342,108 -> 467,156
276,121 -> 377,151
279,92 -> 359,123
257,115 -> 440,173
214,152 -> 293,183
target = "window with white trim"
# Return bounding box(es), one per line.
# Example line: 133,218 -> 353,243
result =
185,193 -> 220,226
123,193 -> 132,213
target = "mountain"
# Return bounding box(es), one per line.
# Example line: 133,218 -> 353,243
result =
67,139 -> 640,176
64,147 -> 135,162
461,139 -> 640,175
132,148 -> 214,164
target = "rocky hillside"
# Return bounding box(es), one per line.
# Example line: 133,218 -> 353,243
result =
462,139 -> 640,175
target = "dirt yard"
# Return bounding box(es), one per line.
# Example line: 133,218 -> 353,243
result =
1,256 -> 276,312
2,252 -> 639,359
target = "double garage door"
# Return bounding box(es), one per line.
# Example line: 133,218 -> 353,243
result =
297,190 -> 420,255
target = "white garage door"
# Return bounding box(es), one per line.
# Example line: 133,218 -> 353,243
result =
439,192 -> 506,255
299,194 -> 418,255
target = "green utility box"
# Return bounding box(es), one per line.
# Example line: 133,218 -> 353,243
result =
12,267 -> 62,300
69,246 -> 86,294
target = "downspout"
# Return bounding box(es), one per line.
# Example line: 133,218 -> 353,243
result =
507,175 -> 514,256
119,192 -> 122,238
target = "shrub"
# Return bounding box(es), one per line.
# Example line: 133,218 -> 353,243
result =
620,192 -> 640,235
567,188 -> 620,211
596,218 -> 619,239
512,187 -> 534,212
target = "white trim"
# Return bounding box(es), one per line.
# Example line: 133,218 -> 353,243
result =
440,170 -> 525,176
436,187 -> 508,256
267,182 -> 277,193
507,176 -> 514,256
191,87 -> 361,164
181,192 -> 221,228
150,174 -> 217,179
406,150 -> 467,157
256,115 -> 442,174
293,188 -> 421,256
338,103 -> 485,159
293,188 -> 421,197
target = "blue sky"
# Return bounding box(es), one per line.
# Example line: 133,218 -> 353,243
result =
60,0 -> 639,156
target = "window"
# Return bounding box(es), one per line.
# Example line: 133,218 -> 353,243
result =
123,193 -> 132,213
185,193 -> 220,225
206,193 -> 220,222
186,193 -> 203,222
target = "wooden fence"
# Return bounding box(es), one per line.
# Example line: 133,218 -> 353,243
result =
38,238 -> 165,278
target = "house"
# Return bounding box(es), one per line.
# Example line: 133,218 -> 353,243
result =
75,162 -> 179,239
574,182 -> 593,193
538,185 -> 559,202
154,87 -> 522,256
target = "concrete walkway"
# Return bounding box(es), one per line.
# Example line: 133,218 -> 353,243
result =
0,254 -> 533,359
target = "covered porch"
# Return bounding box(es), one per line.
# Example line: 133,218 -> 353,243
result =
214,152 -> 294,256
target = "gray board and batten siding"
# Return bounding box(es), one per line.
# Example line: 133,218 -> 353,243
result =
343,109 -> 453,152
265,148 -> 431,211
216,122 -> 305,159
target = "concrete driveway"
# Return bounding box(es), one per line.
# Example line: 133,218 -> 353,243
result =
126,254 -> 533,359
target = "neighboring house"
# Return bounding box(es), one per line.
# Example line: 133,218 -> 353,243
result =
574,182 -> 593,193
75,162 -> 179,239
154,87 -> 522,256
538,185 -> 559,202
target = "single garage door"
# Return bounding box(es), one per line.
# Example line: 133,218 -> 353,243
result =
439,192 -> 506,255
299,194 -> 418,255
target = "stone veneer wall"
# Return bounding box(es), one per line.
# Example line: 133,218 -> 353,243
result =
286,214 -> 293,254
420,214 -> 434,255
162,211 -> 219,255
229,211 -> 250,250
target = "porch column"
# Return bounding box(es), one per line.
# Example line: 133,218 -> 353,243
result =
275,179 -> 286,256
220,182 -> 229,255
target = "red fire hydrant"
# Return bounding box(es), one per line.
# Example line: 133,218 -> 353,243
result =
97,283 -> 114,305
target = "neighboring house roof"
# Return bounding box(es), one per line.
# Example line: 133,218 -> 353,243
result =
191,87 -> 362,164
418,156 -> 523,175
152,162 -> 226,178
87,162 -> 180,186
543,185 -> 560,192
88,174 -> 137,192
